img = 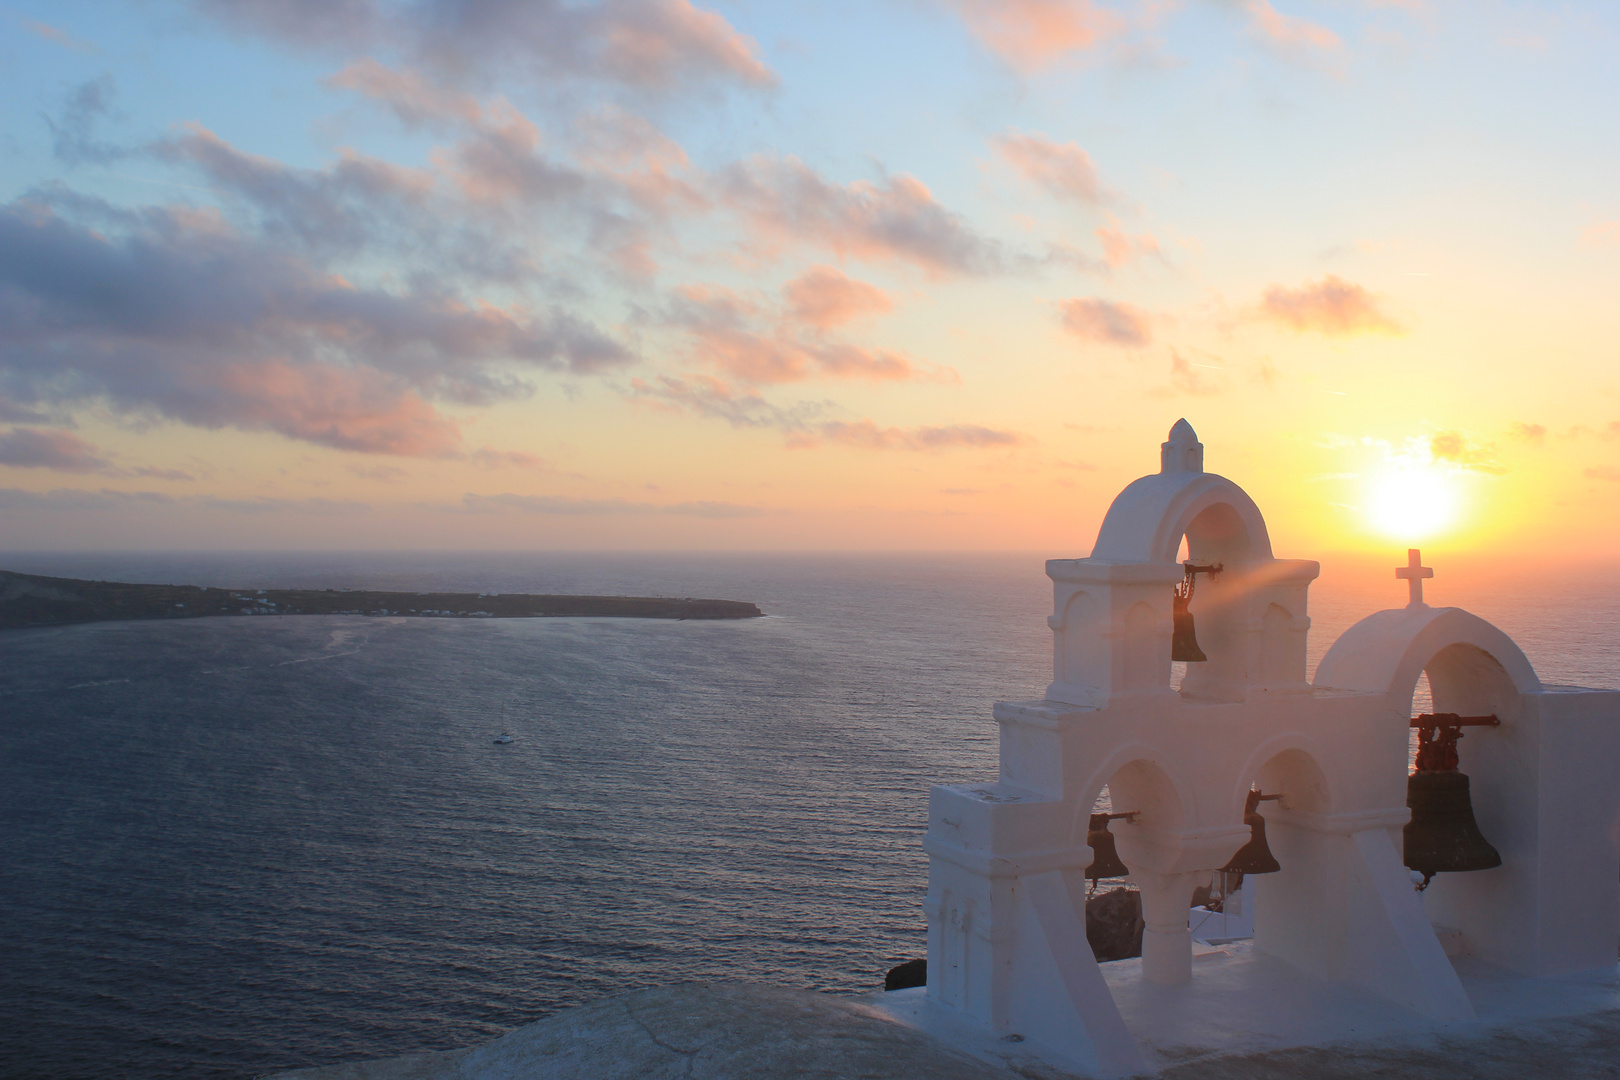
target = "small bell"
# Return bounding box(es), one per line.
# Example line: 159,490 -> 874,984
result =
1171,591 -> 1207,663
1171,562 -> 1220,663
1404,719 -> 1501,891
1220,789 -> 1283,876
1085,812 -> 1134,883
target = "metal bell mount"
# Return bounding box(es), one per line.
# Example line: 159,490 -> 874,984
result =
1219,788 -> 1284,876
1171,561 -> 1222,664
1403,713 -> 1502,892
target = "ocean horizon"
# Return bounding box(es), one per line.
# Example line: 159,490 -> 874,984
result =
3,550 -> 1616,1079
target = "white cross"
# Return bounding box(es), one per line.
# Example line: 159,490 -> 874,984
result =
1396,548 -> 1433,608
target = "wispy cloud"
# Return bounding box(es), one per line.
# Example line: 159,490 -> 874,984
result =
996,131 -> 1109,205
190,0 -> 775,94
718,156 -> 1002,277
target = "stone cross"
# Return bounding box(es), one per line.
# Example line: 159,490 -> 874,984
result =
1396,548 -> 1433,608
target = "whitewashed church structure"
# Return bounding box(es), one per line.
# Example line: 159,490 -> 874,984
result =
919,420 -> 1620,1075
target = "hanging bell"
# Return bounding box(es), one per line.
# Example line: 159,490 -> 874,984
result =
1220,789 -> 1282,876
1085,813 -> 1131,882
1404,772 -> 1501,890
1171,590 -> 1207,663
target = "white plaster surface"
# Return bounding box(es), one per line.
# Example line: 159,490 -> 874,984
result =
923,419 -> 1620,1077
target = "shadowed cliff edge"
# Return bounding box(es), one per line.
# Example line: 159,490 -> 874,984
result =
0,570 -> 763,629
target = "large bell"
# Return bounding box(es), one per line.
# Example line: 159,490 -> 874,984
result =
1404,770 -> 1501,889
1220,789 -> 1282,876
1171,590 -> 1207,663
1085,813 -> 1131,882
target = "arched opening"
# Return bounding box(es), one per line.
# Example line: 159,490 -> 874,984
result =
1195,749 -> 1333,948
1080,760 -> 1187,964
1183,501 -> 1255,566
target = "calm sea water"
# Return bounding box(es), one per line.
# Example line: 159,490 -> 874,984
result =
1,550 -> 1616,1080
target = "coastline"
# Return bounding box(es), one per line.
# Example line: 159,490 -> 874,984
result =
0,569 -> 763,629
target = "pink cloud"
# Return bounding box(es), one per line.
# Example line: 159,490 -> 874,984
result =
1244,0 -> 1341,56
996,131 -> 1106,204
1059,297 -> 1152,347
946,0 -> 1126,71
325,59 -> 484,129
1095,217 -> 1160,267
1258,275 -> 1403,336
670,283 -> 930,385
469,448 -> 549,470
212,361 -> 465,456
781,266 -> 893,330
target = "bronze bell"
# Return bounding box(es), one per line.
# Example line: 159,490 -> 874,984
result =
1171,590 -> 1207,663
1171,562 -> 1221,663
1404,717 -> 1501,891
1085,812 -> 1133,883
1220,789 -> 1283,875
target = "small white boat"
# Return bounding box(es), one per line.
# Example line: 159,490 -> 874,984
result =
493,732 -> 516,744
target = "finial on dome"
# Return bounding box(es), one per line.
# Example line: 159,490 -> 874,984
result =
1160,419 -> 1204,474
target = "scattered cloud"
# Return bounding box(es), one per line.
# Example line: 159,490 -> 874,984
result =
1508,422 -> 1547,445
797,420 -> 1028,452
996,131 -> 1108,205
461,492 -> 765,517
945,0 -> 1127,71
0,428 -> 110,472
1095,217 -> 1161,268
628,374 -> 829,432
349,464 -> 409,482
781,266 -> 893,330
1430,430 -> 1507,474
469,448 -> 550,470
1163,350 -> 1224,397
132,466 -> 196,481
0,487 -> 366,512
0,198 -> 632,457
719,156 -> 1002,276
665,283 -> 936,385
1059,297 -> 1153,347
629,375 -> 1025,452
1258,275 -> 1404,336
23,19 -> 96,53
1242,1 -> 1341,60
189,0 -> 775,94
45,75 -> 124,166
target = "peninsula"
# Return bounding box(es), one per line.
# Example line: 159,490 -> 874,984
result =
0,570 -> 763,629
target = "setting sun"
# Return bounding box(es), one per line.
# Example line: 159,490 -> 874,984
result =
1367,467 -> 1461,542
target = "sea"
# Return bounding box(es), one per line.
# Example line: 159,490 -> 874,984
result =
2,550 -> 1617,1080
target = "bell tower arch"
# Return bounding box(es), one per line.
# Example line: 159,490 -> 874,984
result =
1046,420 -> 1318,707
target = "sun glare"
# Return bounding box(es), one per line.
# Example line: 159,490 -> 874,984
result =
1367,467 -> 1459,541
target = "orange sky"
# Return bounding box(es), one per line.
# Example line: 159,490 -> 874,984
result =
2,2 -> 1618,555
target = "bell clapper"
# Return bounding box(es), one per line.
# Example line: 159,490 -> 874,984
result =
1404,714 -> 1503,893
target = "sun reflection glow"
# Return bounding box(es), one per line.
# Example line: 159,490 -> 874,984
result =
1367,467 -> 1459,541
